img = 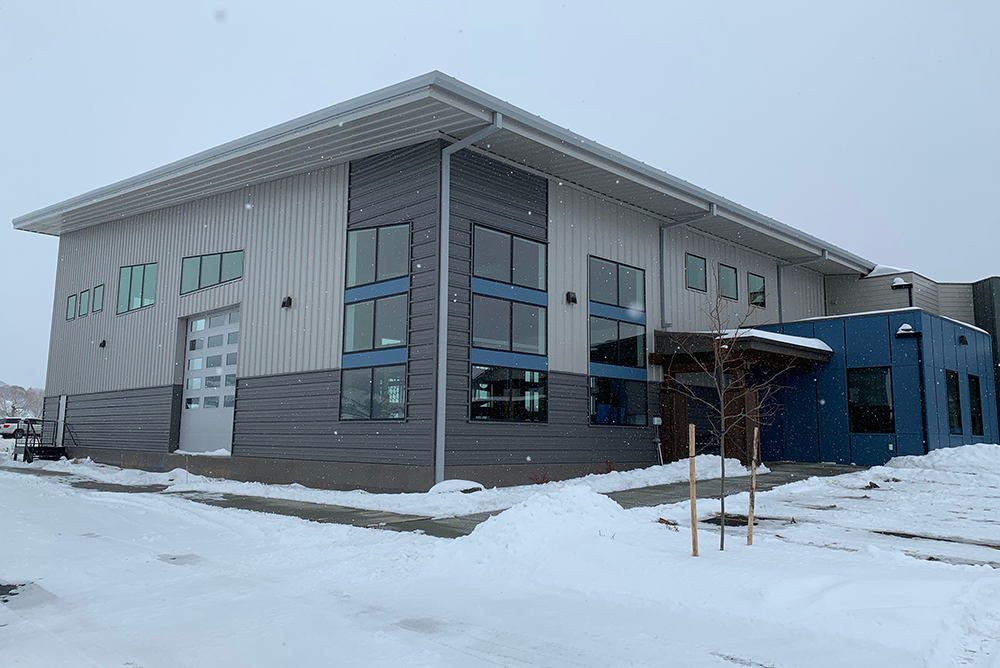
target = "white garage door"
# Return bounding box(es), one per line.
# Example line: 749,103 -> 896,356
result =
179,308 -> 240,454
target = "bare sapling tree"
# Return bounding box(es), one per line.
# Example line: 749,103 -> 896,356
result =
665,292 -> 794,550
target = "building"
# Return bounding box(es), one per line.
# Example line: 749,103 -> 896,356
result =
14,72 -> 998,491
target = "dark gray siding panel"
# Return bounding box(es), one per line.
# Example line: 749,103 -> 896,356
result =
973,277 -> 1000,425
451,150 -> 548,241
233,369 -> 432,465
349,141 -> 442,229
40,395 -> 60,447
61,386 -> 180,452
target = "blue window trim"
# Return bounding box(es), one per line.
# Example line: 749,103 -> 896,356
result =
472,277 -> 547,307
344,277 -> 409,304
590,363 -> 647,382
471,348 -> 547,372
589,301 -> 645,325
342,348 -> 407,369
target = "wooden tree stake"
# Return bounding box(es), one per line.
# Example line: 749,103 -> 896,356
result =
689,423 -> 699,557
747,426 -> 759,546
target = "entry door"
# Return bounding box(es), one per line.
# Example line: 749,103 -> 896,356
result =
179,307 -> 240,453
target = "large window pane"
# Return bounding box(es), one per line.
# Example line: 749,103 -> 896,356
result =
200,254 -> 221,289
512,237 -> 545,290
473,295 -> 511,350
946,370 -> 963,434
66,294 -> 76,320
347,229 -> 377,287
340,368 -> 372,420
847,367 -> 895,434
220,251 -> 244,282
344,300 -> 375,352
374,294 -> 407,349
377,225 -> 409,282
618,322 -> 646,368
589,316 -> 618,364
142,263 -> 157,307
686,254 -> 707,292
130,265 -> 145,310
748,273 -> 766,308
618,265 -> 644,310
590,377 -> 647,425
79,290 -> 89,317
510,370 -> 547,421
970,375 -> 984,436
512,303 -> 545,355
589,257 -> 617,305
474,227 -> 511,283
181,257 -> 201,294
719,264 -> 737,300
372,365 -> 406,419
93,284 -> 104,312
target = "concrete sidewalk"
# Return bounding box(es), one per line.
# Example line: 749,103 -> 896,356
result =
0,461 -> 866,538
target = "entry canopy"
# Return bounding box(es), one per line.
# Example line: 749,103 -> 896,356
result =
651,328 -> 834,373
14,72 -> 874,276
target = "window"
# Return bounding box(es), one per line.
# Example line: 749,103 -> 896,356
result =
946,370 -> 963,435
117,263 -> 157,314
79,289 -> 90,317
685,253 -> 707,292
344,294 -> 407,353
471,366 -> 547,421
589,317 -> 644,368
347,224 -> 409,287
472,295 -> 546,355
181,250 -> 243,294
748,273 -> 766,308
474,226 -> 546,290
719,264 -> 737,300
847,367 -> 894,433
66,294 -> 76,320
340,365 -> 406,420
93,284 -> 104,312
590,377 -> 647,425
589,257 -> 644,310
969,375 -> 984,436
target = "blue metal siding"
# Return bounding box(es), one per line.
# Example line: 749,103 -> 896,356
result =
851,434 -> 895,466
819,432 -> 851,464
845,316 -> 891,367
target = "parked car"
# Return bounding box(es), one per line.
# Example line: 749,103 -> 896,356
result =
1,417 -> 43,439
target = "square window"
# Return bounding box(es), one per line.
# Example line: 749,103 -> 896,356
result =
191,319 -> 206,332
589,377 -> 647,425
223,395 -> 236,408
226,352 -> 238,366
220,251 -> 244,282
207,335 -> 224,348
186,378 -> 202,390
188,358 -> 203,371
719,264 -> 737,300
209,314 -> 226,328
225,374 -> 237,387
230,311 -> 240,324
203,396 -> 220,409
206,355 -> 222,368
686,254 -> 707,292
189,339 -> 204,351
474,227 -> 512,283
473,295 -> 511,351
847,367 -> 895,433
205,375 -> 221,389
185,397 -> 200,410
228,331 -> 239,345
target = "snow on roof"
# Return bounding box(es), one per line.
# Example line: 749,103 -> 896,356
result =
718,328 -> 834,353
866,264 -> 912,278
786,307 -> 989,335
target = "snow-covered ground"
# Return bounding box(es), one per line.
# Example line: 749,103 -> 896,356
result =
1,445 -> 999,667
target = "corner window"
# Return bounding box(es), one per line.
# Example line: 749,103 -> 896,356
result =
339,365 -> 405,420
474,226 -> 545,290
589,257 -> 644,310
748,273 -> 765,308
344,294 -> 407,353
79,289 -> 90,317
117,263 -> 157,314
66,294 -> 76,320
685,253 -> 707,292
969,375 -> 984,436
472,295 -> 546,356
93,284 -> 104,313
718,264 -> 737,300
847,367 -> 894,434
347,224 -> 409,288
471,366 -> 547,422
590,377 -> 647,425
589,317 -> 645,368
946,370 -> 963,435
181,250 -> 243,295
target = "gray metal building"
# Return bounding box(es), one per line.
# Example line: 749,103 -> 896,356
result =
14,72 -> 997,490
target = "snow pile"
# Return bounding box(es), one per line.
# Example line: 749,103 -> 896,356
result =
886,443 -> 1000,476
866,264 -> 911,277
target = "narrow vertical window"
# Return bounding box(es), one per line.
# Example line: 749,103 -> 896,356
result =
117,267 -> 131,314
969,375 -> 984,436
946,370 -> 963,435
686,254 -> 707,292
92,285 -> 104,312
79,289 -> 90,317
748,273 -> 766,308
66,294 -> 76,320
718,264 -> 738,300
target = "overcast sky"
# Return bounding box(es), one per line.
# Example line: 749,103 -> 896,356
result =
2,0 -> 998,389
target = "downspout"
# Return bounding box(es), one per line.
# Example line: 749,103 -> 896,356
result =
435,113 -> 503,485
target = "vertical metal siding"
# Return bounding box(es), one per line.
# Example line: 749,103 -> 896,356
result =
44,165 -> 349,396
779,265 -> 826,321
548,183 -> 661,375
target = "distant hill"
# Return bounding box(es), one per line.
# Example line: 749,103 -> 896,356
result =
0,380 -> 7,387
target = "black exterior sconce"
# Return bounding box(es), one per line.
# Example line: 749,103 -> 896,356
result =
959,335 -> 968,345
281,296 -> 293,308
566,291 -> 577,304
98,340 -> 107,348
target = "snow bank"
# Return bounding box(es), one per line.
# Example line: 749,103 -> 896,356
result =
886,443 -> 1000,475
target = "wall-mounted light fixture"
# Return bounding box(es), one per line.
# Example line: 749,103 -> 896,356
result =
98,340 -> 107,348
566,291 -> 577,304
281,297 -> 293,308
959,335 -> 969,346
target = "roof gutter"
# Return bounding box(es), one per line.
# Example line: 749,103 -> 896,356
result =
435,113 -> 504,486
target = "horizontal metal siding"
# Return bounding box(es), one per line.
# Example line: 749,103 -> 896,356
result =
232,370 -> 431,464
825,273 -> 912,315
62,386 -> 180,452
44,164 -> 349,395
548,183 -> 661,375
937,283 -> 975,324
